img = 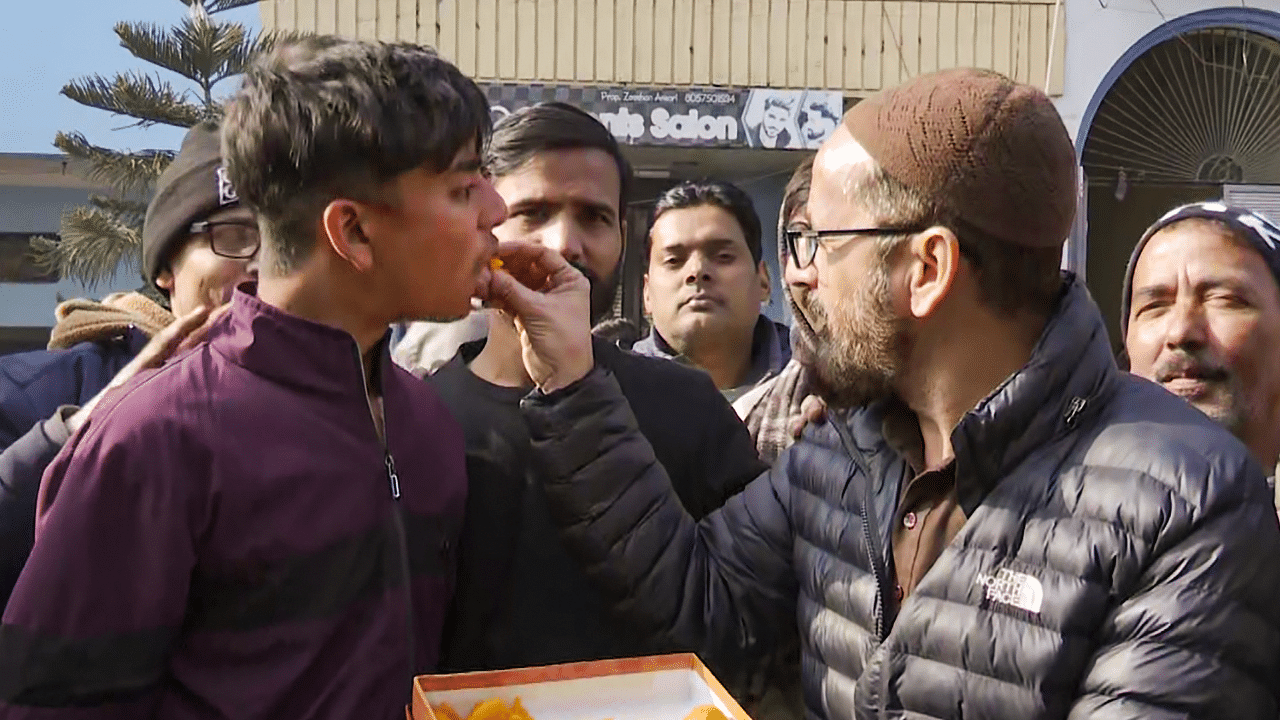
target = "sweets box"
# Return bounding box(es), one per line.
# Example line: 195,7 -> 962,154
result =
409,653 -> 752,720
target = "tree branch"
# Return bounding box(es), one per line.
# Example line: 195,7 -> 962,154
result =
53,131 -> 173,195
87,195 -> 149,228
30,205 -> 143,288
181,0 -> 261,14
61,72 -> 205,128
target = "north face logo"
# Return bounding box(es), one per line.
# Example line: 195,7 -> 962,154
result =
216,166 -> 238,206
975,568 -> 1043,614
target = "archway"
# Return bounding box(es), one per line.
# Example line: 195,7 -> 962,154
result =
1075,8 -> 1280,346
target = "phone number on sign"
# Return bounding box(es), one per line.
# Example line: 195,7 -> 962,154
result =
684,92 -> 737,104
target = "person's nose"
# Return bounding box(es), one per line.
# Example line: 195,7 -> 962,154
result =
785,254 -> 817,292
243,244 -> 261,279
534,216 -> 585,267
478,179 -> 508,230
1162,298 -> 1209,352
684,252 -> 712,285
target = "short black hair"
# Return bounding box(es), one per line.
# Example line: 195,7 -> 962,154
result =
223,36 -> 491,273
649,180 -> 763,264
484,102 -> 632,217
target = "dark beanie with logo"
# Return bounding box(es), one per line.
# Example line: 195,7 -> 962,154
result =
142,121 -> 240,287
840,67 -> 1077,249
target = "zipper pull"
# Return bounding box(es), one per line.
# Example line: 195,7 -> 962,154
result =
385,454 -> 401,500
1064,396 -> 1088,427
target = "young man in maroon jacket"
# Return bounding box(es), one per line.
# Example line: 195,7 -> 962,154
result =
0,36 -> 506,720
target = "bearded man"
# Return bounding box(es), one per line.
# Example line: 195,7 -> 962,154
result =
485,70 -> 1280,719
424,103 -> 766,707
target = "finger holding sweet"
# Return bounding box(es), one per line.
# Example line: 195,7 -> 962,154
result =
485,240 -> 593,393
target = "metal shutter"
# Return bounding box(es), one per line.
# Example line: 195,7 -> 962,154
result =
1224,185 -> 1280,224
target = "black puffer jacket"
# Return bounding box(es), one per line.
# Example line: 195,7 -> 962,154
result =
522,275 -> 1280,719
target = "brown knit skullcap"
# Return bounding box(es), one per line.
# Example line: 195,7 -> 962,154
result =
842,68 -> 1077,249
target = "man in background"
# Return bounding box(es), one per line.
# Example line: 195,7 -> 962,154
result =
1122,201 -> 1280,511
0,121 -> 255,608
635,180 -> 790,404
427,102 -> 775,712
733,157 -> 819,464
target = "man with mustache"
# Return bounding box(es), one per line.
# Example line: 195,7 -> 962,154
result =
495,69 -> 1280,718
1122,202 -> 1280,512
636,180 -> 791,403
424,103 -> 765,699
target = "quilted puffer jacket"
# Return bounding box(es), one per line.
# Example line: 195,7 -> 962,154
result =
522,274 -> 1280,719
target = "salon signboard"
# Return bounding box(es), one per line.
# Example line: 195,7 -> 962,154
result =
483,83 -> 843,150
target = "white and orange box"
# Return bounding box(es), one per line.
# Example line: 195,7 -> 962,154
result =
410,654 -> 752,720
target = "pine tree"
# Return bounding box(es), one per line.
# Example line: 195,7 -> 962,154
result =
32,0 -> 288,290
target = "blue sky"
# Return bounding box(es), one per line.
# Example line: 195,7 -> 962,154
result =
0,0 -> 260,155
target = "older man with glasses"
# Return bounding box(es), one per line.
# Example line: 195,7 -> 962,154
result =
489,68 -> 1280,719
0,121 -> 258,607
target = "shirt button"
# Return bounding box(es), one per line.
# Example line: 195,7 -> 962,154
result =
904,511 -> 918,529
894,584 -> 904,602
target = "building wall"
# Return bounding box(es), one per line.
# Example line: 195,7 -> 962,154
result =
0,185 -> 139,329
1056,0 -> 1280,143
262,0 -> 1066,94
1057,0 -> 1280,343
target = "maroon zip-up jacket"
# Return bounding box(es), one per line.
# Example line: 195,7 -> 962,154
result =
0,289 -> 467,719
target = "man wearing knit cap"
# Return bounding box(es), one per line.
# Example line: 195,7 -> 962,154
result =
0,120 -> 257,609
1122,201 -> 1280,512
487,68 -> 1280,719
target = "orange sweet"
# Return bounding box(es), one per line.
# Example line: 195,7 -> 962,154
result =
465,698 -> 511,720
434,703 -> 463,720
683,705 -> 730,720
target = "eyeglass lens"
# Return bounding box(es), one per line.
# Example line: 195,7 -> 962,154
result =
208,223 -> 260,259
788,232 -> 817,270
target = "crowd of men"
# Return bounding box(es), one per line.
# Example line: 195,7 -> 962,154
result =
0,33 -> 1277,720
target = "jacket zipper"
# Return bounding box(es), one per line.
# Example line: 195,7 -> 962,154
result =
832,420 -> 891,641
355,343 -> 418,691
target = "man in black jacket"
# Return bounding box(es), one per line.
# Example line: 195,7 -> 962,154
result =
487,69 -> 1280,719
425,103 -> 768,702
0,122 -> 256,608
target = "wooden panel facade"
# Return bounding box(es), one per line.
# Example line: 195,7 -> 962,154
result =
259,0 -> 1067,95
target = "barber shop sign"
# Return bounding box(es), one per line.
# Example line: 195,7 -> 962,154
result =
483,83 -> 843,150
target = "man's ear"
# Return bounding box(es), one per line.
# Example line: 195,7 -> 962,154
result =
757,259 -> 772,304
642,272 -> 653,316
155,267 -> 176,293
905,227 -> 961,319
321,199 -> 375,273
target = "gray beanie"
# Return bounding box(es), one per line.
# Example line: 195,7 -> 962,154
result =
142,121 -> 240,286
1119,201 -> 1280,340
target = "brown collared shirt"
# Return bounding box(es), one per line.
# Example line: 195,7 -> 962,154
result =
891,462 -> 966,604
882,405 -> 968,609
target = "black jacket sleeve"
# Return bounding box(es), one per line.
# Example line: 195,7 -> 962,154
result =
0,406 -> 77,608
686,380 -> 769,517
522,367 -> 798,674
1067,458 -> 1280,719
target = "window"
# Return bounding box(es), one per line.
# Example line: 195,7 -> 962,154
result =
0,233 -> 59,283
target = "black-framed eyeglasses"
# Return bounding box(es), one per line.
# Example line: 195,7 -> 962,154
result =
783,226 -> 926,270
188,220 -> 260,259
